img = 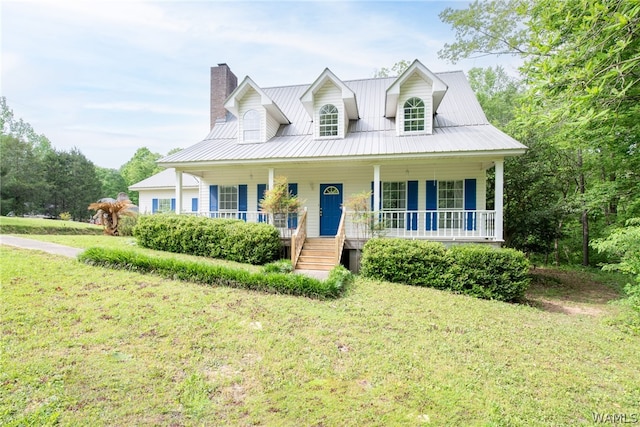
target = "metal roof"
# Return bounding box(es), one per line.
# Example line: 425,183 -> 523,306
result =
159,71 -> 526,167
128,168 -> 199,190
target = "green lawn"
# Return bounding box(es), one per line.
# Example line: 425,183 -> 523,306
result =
2,244 -> 638,426
0,217 -> 102,235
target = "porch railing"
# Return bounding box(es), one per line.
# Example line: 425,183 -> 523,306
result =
200,211 -> 299,238
291,208 -> 307,267
334,207 -> 347,264
345,210 -> 496,240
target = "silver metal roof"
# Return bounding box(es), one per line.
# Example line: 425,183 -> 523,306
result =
128,168 -> 199,190
159,71 -> 526,167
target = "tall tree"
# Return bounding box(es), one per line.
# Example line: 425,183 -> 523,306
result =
0,135 -> 46,216
119,147 -> 162,204
43,148 -> 102,221
440,0 -> 640,265
95,167 -> 129,200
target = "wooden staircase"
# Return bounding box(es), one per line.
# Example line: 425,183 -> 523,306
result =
295,238 -> 337,271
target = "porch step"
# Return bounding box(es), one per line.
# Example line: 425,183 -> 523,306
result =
295,238 -> 337,271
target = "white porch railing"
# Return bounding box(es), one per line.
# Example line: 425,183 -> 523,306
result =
345,210 -> 497,240
186,209 -> 497,240
197,211 -> 300,238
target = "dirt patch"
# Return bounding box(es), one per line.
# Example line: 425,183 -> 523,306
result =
526,267 -> 622,316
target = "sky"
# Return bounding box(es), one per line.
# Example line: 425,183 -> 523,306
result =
1,0 -> 521,170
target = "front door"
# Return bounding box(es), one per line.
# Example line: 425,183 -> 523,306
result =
320,183 -> 343,236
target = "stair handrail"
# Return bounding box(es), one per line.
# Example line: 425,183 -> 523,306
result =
334,207 -> 347,264
291,207 -> 307,267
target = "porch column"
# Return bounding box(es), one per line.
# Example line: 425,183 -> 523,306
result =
494,159 -> 504,241
373,165 -> 381,212
268,168 -> 275,190
175,170 -> 183,214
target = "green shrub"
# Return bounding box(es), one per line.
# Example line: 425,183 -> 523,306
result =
133,214 -> 281,265
360,238 -> 530,302
360,238 -> 451,288
447,245 -> 530,301
78,247 -> 351,299
117,215 -> 137,237
263,259 -> 294,274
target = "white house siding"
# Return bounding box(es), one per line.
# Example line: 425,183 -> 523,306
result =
238,89 -> 264,143
314,81 -> 345,138
196,158 -> 488,237
138,188 -> 199,214
398,73 -> 433,135
266,112 -> 280,140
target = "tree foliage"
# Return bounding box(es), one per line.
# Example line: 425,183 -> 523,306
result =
373,60 -> 411,78
440,0 -> 640,265
119,147 -> 162,204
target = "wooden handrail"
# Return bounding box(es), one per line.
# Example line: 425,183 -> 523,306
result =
291,208 -> 307,268
334,207 -> 347,264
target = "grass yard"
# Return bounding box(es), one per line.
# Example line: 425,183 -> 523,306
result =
0,217 -> 102,235
1,243 -> 639,426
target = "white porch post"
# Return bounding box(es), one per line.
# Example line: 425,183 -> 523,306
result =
268,168 -> 275,190
373,165 -> 381,212
494,159 -> 504,241
175,170 -> 183,214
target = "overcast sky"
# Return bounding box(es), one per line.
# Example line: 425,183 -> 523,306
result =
2,1 -> 521,169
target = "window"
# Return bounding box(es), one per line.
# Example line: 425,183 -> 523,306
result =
219,185 -> 238,211
158,198 -> 172,213
382,181 -> 406,228
319,104 -> 338,137
243,109 -> 260,142
403,97 -> 425,132
438,180 -> 463,229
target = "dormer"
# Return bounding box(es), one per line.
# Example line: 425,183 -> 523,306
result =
224,76 -> 289,143
300,68 -> 359,139
385,60 -> 448,136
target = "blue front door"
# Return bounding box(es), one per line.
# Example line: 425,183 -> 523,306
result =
320,183 -> 343,236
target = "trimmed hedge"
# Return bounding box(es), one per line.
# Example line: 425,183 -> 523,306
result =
133,214 -> 281,265
78,247 -> 353,299
361,238 -> 530,302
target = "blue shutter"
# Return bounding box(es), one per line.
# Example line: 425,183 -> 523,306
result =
191,198 -> 198,212
152,198 -> 158,214
170,198 -> 176,212
257,184 -> 267,223
406,180 -> 418,231
209,185 -> 218,217
426,180 -> 437,231
464,179 -> 477,231
288,183 -> 298,228
238,184 -> 248,221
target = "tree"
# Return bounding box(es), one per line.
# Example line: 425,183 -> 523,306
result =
43,148 -> 102,221
467,66 -> 521,128
88,192 -> 138,236
95,167 -> 129,200
0,134 -> 46,215
119,147 -> 162,204
439,0 -> 640,265
259,176 -> 302,227
373,60 -> 411,78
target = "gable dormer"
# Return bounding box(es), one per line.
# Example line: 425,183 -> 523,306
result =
300,68 -> 359,139
385,60 -> 448,136
224,76 -> 289,143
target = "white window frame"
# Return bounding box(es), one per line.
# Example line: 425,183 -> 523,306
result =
219,185 -> 238,212
319,104 -> 339,137
158,198 -> 172,213
438,180 -> 464,229
243,109 -> 260,142
403,97 -> 425,132
382,181 -> 406,229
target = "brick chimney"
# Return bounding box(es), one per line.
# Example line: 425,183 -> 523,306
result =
210,63 -> 238,129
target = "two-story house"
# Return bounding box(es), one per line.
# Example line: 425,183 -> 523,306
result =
133,59 -> 527,270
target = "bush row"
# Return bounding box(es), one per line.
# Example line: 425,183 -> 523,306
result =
133,214 -> 281,265
360,238 -> 530,302
78,247 -> 353,299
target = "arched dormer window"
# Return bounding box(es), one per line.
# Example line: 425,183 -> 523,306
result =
403,97 -> 425,132
243,109 -> 260,142
319,104 -> 339,137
